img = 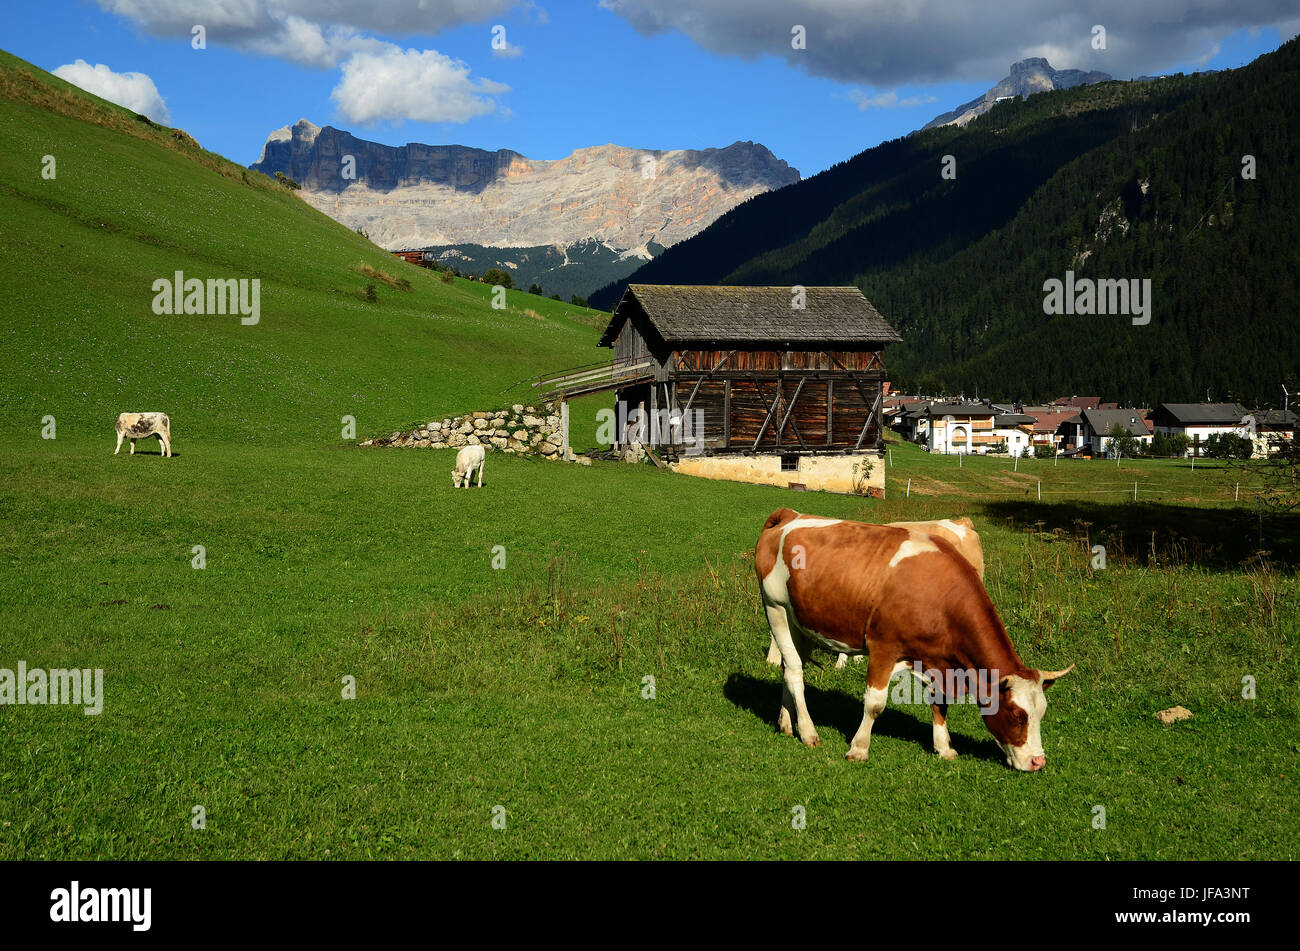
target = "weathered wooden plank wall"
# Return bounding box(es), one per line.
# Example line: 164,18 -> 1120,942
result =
677,350 -> 881,371
679,377 -> 881,451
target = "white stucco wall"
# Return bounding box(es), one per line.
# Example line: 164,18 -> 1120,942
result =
670,452 -> 885,496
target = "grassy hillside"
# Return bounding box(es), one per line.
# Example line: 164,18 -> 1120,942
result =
0,50 -> 608,446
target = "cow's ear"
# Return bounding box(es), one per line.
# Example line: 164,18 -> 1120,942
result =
1038,664 -> 1075,689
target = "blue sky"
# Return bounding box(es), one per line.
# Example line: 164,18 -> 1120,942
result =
0,1 -> 1295,177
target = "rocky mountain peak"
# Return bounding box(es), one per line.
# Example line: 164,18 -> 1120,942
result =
248,122 -> 800,252
1009,56 -> 1052,76
923,58 -> 1112,131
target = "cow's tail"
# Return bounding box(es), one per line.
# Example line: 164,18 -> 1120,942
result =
762,507 -> 801,532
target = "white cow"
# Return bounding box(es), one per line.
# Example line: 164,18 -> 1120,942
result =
114,412 -> 172,457
452,444 -> 486,488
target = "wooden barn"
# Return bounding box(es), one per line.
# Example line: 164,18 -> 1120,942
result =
392,249 -> 433,266
600,284 -> 900,453
534,284 -> 903,493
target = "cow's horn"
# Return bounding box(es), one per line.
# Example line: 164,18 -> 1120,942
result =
1039,664 -> 1075,683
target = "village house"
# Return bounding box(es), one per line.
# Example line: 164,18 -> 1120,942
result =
993,412 -> 1037,456
1249,409 -> 1298,457
1150,403 -> 1251,456
1075,407 -> 1154,456
1055,413 -> 1085,453
1048,395 -> 1103,411
924,402 -> 1033,455
926,402 -> 998,454
1016,405 -> 1080,453
892,400 -> 934,443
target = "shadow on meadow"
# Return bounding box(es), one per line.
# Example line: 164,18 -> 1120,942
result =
722,672 -> 1008,766
979,500 -> 1300,570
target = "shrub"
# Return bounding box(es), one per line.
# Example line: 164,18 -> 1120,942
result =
482,268 -> 514,289
1150,432 -> 1192,457
1107,424 -> 1139,459
1204,432 -> 1254,459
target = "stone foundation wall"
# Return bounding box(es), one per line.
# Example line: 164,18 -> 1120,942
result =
360,402 -> 574,458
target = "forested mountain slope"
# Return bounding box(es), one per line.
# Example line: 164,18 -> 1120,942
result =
594,39 -> 1300,405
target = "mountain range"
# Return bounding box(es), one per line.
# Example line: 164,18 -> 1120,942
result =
249,121 -> 799,296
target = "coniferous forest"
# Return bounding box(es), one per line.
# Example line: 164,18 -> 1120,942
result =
591,39 -> 1300,407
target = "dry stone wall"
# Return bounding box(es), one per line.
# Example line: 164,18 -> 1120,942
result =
361,402 -> 586,462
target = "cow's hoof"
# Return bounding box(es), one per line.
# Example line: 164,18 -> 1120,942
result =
777,723 -> 795,737
801,733 -> 821,748
845,747 -> 870,762
938,749 -> 958,761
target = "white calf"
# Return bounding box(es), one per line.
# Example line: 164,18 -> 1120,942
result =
114,413 -> 172,457
452,444 -> 486,488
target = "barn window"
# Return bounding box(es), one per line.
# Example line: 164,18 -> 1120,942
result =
781,453 -> 800,471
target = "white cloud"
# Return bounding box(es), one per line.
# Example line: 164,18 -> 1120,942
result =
599,0 -> 1300,86
848,89 -> 937,111
242,15 -> 391,69
52,60 -> 170,122
96,0 -> 518,68
330,47 -> 510,123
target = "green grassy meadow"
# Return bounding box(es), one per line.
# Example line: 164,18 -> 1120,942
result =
0,51 -> 1295,860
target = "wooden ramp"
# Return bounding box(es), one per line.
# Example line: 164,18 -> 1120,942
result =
525,359 -> 654,401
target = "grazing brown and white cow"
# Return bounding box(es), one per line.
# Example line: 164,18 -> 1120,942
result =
756,507 -> 1072,771
114,413 -> 172,457
764,515 -> 985,668
888,517 -> 985,579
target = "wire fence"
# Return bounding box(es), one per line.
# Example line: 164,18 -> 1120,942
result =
892,463 -> 1264,505
900,480 -> 1253,499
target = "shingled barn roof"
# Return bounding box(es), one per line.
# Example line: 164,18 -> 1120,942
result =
598,284 -> 903,348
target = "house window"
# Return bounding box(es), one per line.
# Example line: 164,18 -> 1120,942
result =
781,454 -> 800,472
